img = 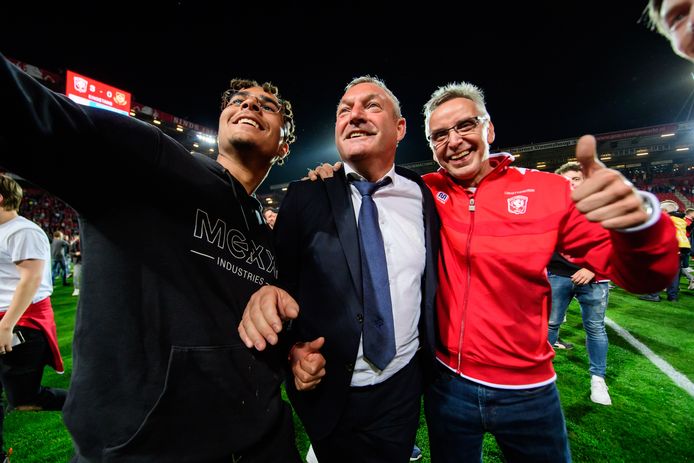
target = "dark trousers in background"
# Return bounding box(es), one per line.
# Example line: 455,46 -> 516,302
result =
0,326 -> 67,450
52,259 -> 68,286
312,354 -> 423,463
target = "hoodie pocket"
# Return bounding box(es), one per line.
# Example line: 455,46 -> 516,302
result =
103,344 -> 283,462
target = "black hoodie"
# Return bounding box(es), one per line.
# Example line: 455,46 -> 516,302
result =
0,54 -> 298,462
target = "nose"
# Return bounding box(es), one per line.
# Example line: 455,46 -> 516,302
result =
241,96 -> 261,112
447,128 -> 465,149
348,104 -> 367,125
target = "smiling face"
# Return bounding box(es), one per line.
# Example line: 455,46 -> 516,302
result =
217,85 -> 288,165
334,82 -> 405,181
428,97 -> 495,187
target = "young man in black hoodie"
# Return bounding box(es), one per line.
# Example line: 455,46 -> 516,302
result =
0,53 -> 302,462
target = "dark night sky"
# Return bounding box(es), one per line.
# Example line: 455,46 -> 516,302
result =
3,1 -> 694,193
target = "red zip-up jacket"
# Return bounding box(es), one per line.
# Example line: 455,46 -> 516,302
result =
423,153 -> 678,387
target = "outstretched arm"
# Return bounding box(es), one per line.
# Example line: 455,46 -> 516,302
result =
559,135 -> 678,292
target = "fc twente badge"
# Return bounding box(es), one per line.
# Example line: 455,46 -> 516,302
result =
507,195 -> 528,215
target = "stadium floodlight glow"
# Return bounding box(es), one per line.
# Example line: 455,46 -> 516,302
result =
193,143 -> 199,148
282,187 -> 288,191
196,133 -> 217,145
208,148 -> 214,153
636,151 -> 649,156
661,133 -> 676,137
153,119 -> 161,125
676,147 -> 690,151
176,126 -> 184,132
600,154 -> 612,160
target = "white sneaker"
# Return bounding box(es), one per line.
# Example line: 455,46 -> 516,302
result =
306,445 -> 319,463
72,289 -> 80,296
688,279 -> 694,290
590,375 -> 612,405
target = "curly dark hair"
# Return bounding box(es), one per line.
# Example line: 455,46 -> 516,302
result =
220,79 -> 296,150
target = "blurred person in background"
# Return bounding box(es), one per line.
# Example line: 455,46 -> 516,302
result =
49,231 -> 68,286
0,174 -> 66,463
69,234 -> 81,297
262,206 -> 278,229
639,200 -> 692,301
546,162 -> 613,406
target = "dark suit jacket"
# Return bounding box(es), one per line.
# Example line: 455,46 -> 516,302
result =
274,165 -> 439,441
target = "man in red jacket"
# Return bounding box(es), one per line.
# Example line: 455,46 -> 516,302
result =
421,82 -> 678,462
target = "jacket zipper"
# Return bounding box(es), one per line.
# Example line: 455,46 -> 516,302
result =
456,194 -> 475,371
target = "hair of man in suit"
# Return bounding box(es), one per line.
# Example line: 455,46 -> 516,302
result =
343,76 -> 402,119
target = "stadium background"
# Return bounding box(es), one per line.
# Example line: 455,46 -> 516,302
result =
2,2 -> 694,460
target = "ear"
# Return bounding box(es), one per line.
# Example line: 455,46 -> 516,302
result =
396,117 -> 407,143
277,141 -> 289,159
486,120 -> 495,144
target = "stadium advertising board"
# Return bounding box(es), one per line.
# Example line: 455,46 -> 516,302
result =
66,70 -> 132,116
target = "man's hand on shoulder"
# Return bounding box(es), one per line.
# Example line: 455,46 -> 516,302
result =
303,162 -> 342,181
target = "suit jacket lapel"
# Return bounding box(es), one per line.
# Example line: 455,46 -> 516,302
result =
325,170 -> 363,302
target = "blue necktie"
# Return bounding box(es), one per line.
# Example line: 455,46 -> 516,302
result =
352,177 -> 396,370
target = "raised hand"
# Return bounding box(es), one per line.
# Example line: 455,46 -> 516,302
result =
572,135 -> 649,229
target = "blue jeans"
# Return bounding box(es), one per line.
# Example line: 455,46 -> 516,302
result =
547,274 -> 609,377
425,365 -> 571,463
51,258 -> 67,285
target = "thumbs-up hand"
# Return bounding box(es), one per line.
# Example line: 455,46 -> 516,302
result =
290,337 -> 326,391
571,135 -> 649,229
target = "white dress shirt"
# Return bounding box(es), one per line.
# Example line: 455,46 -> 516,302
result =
344,163 -> 426,386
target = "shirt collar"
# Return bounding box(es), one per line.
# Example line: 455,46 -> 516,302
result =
344,163 -> 396,187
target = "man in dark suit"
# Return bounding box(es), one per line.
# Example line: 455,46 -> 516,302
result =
239,76 -> 439,463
